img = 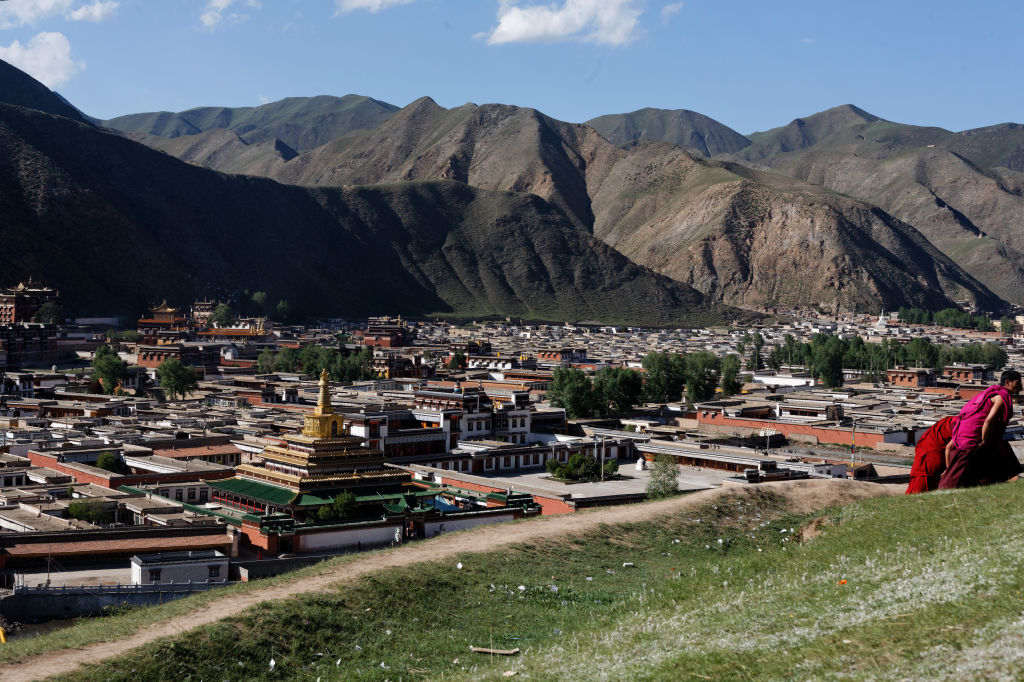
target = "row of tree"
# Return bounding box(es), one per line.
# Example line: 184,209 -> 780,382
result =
257,345 -> 375,382
763,333 -> 1008,388
92,346 -> 199,400
547,352 -> 746,419
896,306 -> 1005,331
548,332 -> 1009,418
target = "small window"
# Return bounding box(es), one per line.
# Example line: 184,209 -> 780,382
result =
175,490 -> 183,502
149,569 -> 162,582
208,565 -> 220,578
187,488 -> 196,500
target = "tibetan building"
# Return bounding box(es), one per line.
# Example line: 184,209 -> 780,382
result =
208,370 -> 409,519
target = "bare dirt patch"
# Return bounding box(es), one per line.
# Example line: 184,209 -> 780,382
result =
4,479 -> 896,682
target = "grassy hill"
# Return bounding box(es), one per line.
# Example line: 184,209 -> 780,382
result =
8,479 -> 1024,680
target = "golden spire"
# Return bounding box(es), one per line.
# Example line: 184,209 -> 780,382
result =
315,369 -> 333,415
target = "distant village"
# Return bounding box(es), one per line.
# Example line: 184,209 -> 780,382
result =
2,278 -> 1022,615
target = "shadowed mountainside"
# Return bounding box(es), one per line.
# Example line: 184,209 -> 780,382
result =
0,98 -> 727,325
142,96 -> 999,311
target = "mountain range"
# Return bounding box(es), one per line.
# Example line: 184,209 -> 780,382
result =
0,57 -> 1016,322
0,62 -> 730,325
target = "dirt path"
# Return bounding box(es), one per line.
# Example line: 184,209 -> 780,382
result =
4,479 -> 898,682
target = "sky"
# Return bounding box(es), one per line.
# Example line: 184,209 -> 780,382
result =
0,0 -> 1021,135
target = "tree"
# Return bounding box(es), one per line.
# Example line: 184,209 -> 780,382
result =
158,357 -> 199,401
447,349 -> 468,371
67,500 -> 113,525
209,303 -> 236,328
685,352 -> 721,403
317,490 -> 357,524
92,345 -> 128,395
250,291 -> 270,315
275,347 -> 298,373
275,299 -> 291,322
33,301 -> 65,324
720,354 -> 742,397
1001,316 -> 1016,334
811,335 -> 845,388
547,366 -> 598,418
646,455 -> 679,499
95,451 -> 122,473
256,348 -> 276,374
593,367 -> 643,413
641,352 -> 686,402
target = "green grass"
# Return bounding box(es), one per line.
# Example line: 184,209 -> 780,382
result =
0,552 -> 367,666
19,482 -> 1024,680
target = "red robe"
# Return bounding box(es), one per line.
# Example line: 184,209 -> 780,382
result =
906,416 -> 957,494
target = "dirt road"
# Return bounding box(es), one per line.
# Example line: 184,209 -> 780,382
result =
3,479 -> 897,682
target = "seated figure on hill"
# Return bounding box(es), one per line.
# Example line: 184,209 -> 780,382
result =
937,370 -> 1023,490
906,415 -> 957,494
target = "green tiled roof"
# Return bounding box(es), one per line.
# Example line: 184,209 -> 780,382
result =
207,478 -> 309,506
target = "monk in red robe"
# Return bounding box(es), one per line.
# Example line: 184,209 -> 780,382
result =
938,370 -> 1023,490
906,415 -> 957,494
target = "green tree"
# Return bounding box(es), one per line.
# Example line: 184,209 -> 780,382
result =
256,348 -> 276,374
158,357 -> 199,401
603,459 -> 619,478
275,299 -> 291,322
685,352 -> 721,403
720,354 -> 742,397
92,345 -> 128,395
646,455 -> 679,499
641,352 -> 686,402
95,451 -> 121,473
593,367 -> 643,413
547,366 -> 597,418
447,349 -> 468,371
275,347 -> 298,373
317,490 -> 357,524
67,500 -> 114,525
811,335 -> 845,388
209,303 -> 236,328
250,291 -> 270,315
1000,316 -> 1016,334
33,301 -> 66,324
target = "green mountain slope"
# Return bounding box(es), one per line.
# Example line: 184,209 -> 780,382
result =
102,94 -> 398,153
585,107 -> 751,156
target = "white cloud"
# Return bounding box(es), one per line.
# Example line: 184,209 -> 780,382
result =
68,1 -> 119,22
0,0 -> 74,30
200,0 -> 259,29
334,0 -> 416,14
0,32 -> 84,88
485,0 -> 643,46
661,2 -> 683,24
802,37 -> 814,44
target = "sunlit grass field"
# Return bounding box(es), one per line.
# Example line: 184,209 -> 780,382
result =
12,481 -> 1024,680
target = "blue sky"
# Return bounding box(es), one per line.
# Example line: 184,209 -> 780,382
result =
0,0 -> 1020,135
